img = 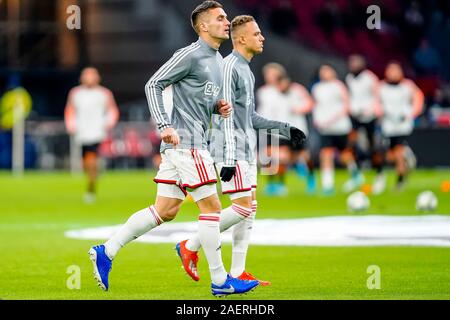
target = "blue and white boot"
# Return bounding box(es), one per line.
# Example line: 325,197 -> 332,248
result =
88,245 -> 112,291
211,274 -> 259,297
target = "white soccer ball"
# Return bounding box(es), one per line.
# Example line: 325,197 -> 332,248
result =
416,191 -> 438,212
347,191 -> 370,213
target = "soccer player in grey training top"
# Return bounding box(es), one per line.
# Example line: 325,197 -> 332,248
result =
88,1 -> 260,297
176,15 -> 306,285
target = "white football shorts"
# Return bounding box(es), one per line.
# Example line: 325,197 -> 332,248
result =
216,160 -> 257,200
154,149 -> 217,202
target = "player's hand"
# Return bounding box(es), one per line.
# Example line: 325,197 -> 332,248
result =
290,127 -> 306,149
161,127 -> 180,146
217,99 -> 232,118
220,166 -> 236,182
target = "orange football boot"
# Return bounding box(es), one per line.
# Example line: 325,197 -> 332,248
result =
237,271 -> 271,286
175,240 -> 199,281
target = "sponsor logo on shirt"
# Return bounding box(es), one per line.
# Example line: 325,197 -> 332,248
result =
204,81 -> 220,97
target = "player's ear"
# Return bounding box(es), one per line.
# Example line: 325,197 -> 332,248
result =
239,34 -> 246,45
199,21 -> 208,33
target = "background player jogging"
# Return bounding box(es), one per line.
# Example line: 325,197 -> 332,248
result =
378,61 -> 424,191
64,67 -> 119,203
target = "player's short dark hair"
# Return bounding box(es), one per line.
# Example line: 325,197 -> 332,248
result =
191,1 -> 223,33
230,15 -> 255,34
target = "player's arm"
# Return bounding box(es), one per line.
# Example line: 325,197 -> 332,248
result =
144,48 -> 193,145
105,88 -> 120,130
256,87 -> 276,118
375,81 -> 385,118
340,81 -> 351,117
371,75 -> 383,119
291,84 -> 314,114
219,58 -> 237,182
251,110 -> 306,149
410,81 -> 425,119
251,109 -> 290,137
64,88 -> 76,135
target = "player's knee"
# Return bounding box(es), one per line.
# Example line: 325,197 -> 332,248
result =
232,196 -> 252,209
197,194 -> 221,213
154,197 -> 183,222
158,204 -> 181,222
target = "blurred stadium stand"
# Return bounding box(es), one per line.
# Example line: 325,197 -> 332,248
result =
1,0 -> 449,170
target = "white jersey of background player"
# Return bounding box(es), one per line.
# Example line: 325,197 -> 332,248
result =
257,75 -> 311,136
346,67 -> 379,123
312,64 -> 363,194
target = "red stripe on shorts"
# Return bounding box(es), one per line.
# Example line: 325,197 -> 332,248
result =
197,151 -> 210,181
236,163 -> 243,190
191,149 -> 205,183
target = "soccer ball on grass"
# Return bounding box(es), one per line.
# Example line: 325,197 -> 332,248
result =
347,191 -> 370,213
416,191 -> 438,212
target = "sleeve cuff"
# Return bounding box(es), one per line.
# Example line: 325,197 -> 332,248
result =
158,123 -> 172,131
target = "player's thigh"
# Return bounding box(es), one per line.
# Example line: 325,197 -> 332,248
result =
82,143 -> 100,165
231,195 -> 252,209
154,151 -> 186,214
196,192 -> 222,213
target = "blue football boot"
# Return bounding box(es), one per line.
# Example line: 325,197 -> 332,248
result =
88,245 -> 112,291
211,274 -> 259,297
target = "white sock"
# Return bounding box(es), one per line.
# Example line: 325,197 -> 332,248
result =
197,213 -> 227,286
322,167 -> 334,190
347,160 -> 359,177
104,205 -> 163,260
185,204 -> 251,252
230,200 -> 256,277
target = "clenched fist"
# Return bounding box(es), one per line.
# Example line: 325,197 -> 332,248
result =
216,99 -> 232,118
161,127 -> 180,146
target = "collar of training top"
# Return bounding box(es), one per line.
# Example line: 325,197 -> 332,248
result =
232,50 -> 250,64
197,37 -> 219,53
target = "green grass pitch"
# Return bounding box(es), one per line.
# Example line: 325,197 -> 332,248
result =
1,169 -> 450,300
